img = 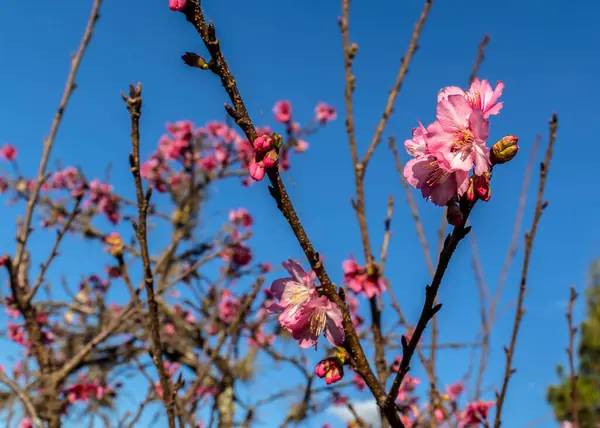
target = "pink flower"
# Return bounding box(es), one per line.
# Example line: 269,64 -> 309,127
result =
169,0 -> 187,12
219,290 -> 240,324
404,155 -> 469,206
315,357 -> 344,385
247,327 -> 275,347
438,79 -> 504,119
273,101 -> 292,123
342,257 -> 386,298
267,259 -> 345,348
426,96 -> 491,175
315,103 -> 337,123
0,144 -> 16,161
229,208 -> 253,228
18,419 -> 33,428
459,401 -> 494,426
294,140 -> 309,153
404,121 -> 428,157
267,259 -> 317,328
446,381 -> 464,401
288,296 -> 344,348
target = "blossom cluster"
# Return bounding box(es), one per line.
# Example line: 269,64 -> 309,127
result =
266,259 -> 344,348
403,78 -> 518,209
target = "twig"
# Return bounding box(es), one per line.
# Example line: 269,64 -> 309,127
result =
183,3 -> 397,425
385,204 -> 475,412
566,285 -> 579,427
474,136 -> 540,399
379,195 -> 394,272
0,372 -> 42,428
493,114 -> 558,427
122,83 -> 176,428
468,34 -> 490,85
13,0 -> 102,271
361,0 -> 434,168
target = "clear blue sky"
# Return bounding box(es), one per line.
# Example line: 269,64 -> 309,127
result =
1,0 -> 598,427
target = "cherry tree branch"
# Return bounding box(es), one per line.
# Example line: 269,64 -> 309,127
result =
566,285 -> 579,427
493,114 -> 558,427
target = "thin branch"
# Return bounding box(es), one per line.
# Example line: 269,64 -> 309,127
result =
566,285 -> 579,428
0,372 -> 42,428
13,0 -> 102,271
361,0 -> 433,168
468,34 -> 490,85
379,195 -> 394,272
474,135 -> 540,399
493,114 -> 558,427
122,83 -> 176,428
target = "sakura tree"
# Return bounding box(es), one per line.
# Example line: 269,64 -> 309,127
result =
0,0 -> 571,427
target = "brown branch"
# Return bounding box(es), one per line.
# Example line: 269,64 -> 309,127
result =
361,0 -> 433,168
566,285 -> 579,428
13,0 -> 102,271
379,195 -> 394,272
183,3 -> 398,425
0,371 -> 42,428
474,135 -> 540,399
493,114 -> 558,427
385,203 -> 475,412
468,34 -> 490,85
122,83 -> 176,428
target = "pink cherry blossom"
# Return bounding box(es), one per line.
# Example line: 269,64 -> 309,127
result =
169,0 -> 187,12
342,257 -> 386,299
315,103 -> 337,123
426,95 -> 491,175
294,140 -> 309,153
459,401 -> 494,426
0,144 -> 16,161
219,290 -> 240,324
18,419 -> 33,428
446,381 -> 464,401
254,135 -> 274,152
273,100 -> 292,123
404,121 -> 428,157
229,208 -> 253,228
249,158 -> 266,181
352,373 -> 366,391
404,155 -> 470,207
266,259 -> 317,328
288,295 -> 344,348
438,78 -> 504,119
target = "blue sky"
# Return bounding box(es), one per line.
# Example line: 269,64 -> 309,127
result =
1,0 -> 598,427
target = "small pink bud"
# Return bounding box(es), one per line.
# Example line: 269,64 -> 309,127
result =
249,159 -> 265,181
294,140 -> 309,153
262,149 -> 278,168
315,357 -> 344,385
254,135 -> 273,153
473,173 -> 491,202
491,135 -> 519,165
446,202 -> 463,227
169,0 -> 187,11
0,144 -> 17,161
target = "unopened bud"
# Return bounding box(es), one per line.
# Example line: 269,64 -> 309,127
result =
263,149 -> 279,168
473,173 -> 491,201
254,135 -> 273,153
446,202 -> 463,227
181,52 -> 210,70
491,135 -> 519,165
272,133 -> 284,149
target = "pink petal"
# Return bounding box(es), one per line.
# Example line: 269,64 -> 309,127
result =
437,95 -> 471,132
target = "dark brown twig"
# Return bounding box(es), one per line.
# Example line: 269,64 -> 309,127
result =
123,83 -> 176,428
493,114 -> 558,427
468,34 -> 490,85
566,285 -> 579,427
182,3 -> 398,425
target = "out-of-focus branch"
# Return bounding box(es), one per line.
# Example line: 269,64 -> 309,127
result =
379,195 -> 394,272
474,136 -> 540,399
123,83 -> 176,428
566,285 -> 579,428
493,114 -> 558,427
0,372 -> 42,428
13,0 -> 102,271
468,34 -> 490,86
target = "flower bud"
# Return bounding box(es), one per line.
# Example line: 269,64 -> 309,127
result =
181,52 -> 210,70
249,159 -> 265,181
491,135 -> 519,165
262,149 -> 278,168
446,202 -> 463,227
169,0 -> 187,12
315,357 -> 344,385
105,232 -> 124,257
254,135 -> 273,153
272,133 -> 284,149
473,173 -> 491,201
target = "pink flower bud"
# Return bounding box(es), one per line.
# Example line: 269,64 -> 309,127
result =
315,357 -> 344,385
473,173 -> 491,202
294,140 -> 309,153
169,0 -> 187,12
0,144 -> 17,161
254,135 -> 273,153
262,149 -> 278,168
490,135 -> 519,165
249,159 -> 265,181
